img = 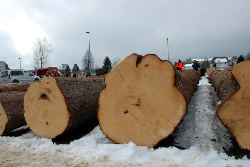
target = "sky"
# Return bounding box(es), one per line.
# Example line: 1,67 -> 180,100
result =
0,0 -> 250,70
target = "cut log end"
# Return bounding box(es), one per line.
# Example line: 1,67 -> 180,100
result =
24,77 -> 70,139
98,54 -> 187,147
0,102 -> 8,135
217,60 -> 250,150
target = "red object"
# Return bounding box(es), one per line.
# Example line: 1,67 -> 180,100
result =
176,62 -> 184,70
37,67 -> 60,78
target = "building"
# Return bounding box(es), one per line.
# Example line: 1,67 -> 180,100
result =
0,61 -> 7,72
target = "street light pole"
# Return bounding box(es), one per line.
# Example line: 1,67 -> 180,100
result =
167,38 -> 170,61
18,57 -> 21,69
86,32 -> 90,70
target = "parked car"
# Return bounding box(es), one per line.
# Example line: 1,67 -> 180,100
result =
0,69 -> 40,84
36,67 -> 60,78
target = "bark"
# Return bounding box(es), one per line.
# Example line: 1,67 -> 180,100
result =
24,77 -> 105,139
0,92 -> 26,135
208,60 -> 250,150
98,54 -> 200,147
208,68 -> 239,101
175,70 -> 201,103
0,83 -> 31,93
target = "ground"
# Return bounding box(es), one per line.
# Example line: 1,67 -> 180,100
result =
0,76 -> 249,167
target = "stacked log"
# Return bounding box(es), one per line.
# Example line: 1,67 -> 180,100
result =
208,60 -> 250,150
0,83 -> 30,93
98,54 -> 200,147
0,92 -> 26,135
24,77 -> 105,139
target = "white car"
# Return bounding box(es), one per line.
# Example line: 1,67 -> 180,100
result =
0,69 -> 40,84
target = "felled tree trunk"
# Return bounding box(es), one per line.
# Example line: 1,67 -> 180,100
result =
0,83 -> 31,93
208,60 -> 250,150
24,77 -> 105,139
0,92 -> 26,135
98,54 -> 200,147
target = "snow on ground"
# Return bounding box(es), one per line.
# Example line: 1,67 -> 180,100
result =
174,76 -> 232,152
0,76 -> 250,167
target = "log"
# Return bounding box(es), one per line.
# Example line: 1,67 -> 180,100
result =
208,68 -> 239,101
0,92 -> 26,135
24,77 -> 105,138
98,54 -> 200,147
208,60 -> 250,150
0,83 -> 31,93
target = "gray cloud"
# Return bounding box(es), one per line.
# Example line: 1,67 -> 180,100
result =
1,0 -> 250,69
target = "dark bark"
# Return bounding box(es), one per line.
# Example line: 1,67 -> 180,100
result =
175,70 -> 201,103
0,83 -> 30,93
55,77 -> 105,136
0,92 -> 26,134
208,69 -> 239,101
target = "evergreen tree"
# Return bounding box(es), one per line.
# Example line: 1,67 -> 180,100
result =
72,64 -> 80,74
65,64 -> 71,77
102,56 -> 112,74
4,63 -> 9,70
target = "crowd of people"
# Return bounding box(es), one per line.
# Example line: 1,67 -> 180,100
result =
176,55 -> 245,71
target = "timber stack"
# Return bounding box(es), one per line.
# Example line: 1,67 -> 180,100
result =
98,54 -> 200,147
0,91 -> 26,136
208,60 -> 250,150
0,82 -> 30,93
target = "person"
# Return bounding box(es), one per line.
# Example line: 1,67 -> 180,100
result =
192,60 -> 200,71
237,55 -> 244,64
176,59 -> 184,71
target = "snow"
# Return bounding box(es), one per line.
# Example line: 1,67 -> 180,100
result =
0,76 -> 249,167
174,76 -> 232,152
184,64 -> 193,70
213,58 -> 228,63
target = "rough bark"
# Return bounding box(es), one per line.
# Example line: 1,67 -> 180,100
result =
0,83 -> 31,93
208,60 -> 250,150
0,92 -> 26,135
208,68 -> 239,101
175,70 -> 201,103
24,77 -> 105,139
98,54 -> 200,147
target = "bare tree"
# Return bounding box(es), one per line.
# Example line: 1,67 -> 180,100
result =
112,57 -> 121,66
82,50 -> 94,70
33,37 -> 52,69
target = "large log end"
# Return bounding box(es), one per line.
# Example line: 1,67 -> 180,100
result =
98,54 -> 187,147
217,60 -> 250,150
24,77 -> 70,139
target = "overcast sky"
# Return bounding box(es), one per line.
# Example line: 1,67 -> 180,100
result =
0,0 -> 250,70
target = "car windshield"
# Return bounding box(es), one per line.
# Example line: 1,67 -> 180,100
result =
24,71 -> 34,76
10,70 -> 24,76
1,71 -> 8,77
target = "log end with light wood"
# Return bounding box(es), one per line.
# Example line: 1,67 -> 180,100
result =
24,77 -> 105,139
217,60 -> 250,150
24,77 -> 70,138
0,103 -> 8,135
98,54 -> 188,147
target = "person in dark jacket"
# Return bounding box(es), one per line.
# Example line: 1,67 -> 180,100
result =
192,60 -> 200,71
237,55 -> 244,64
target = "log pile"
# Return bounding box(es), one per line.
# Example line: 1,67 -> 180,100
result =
208,60 -> 250,150
0,83 -> 31,93
24,77 -> 105,139
98,54 -> 200,147
0,92 -> 26,135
